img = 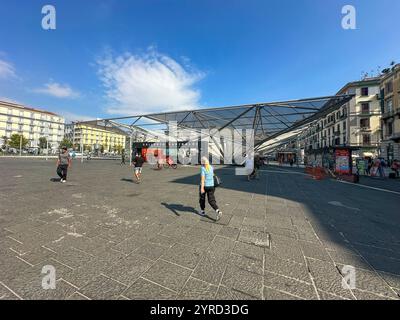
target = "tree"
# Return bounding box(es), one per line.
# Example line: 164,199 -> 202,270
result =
39,137 -> 48,149
116,145 -> 123,154
59,138 -> 73,149
9,134 -> 29,149
1,136 -> 9,149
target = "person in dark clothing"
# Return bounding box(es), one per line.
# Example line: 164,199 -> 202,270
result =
121,152 -> 126,165
133,153 -> 145,183
249,154 -> 261,179
366,157 -> 372,175
57,147 -> 71,183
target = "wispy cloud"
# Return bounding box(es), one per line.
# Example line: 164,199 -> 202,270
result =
0,58 -> 16,79
59,111 -> 94,123
96,48 -> 205,115
33,81 -> 80,99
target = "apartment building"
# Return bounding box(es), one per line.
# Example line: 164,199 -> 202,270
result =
65,122 -> 127,153
0,100 -> 65,150
297,77 -> 382,159
380,64 -> 400,163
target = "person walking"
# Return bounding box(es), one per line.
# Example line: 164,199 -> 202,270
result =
199,156 -> 222,221
245,154 -> 255,181
57,146 -> 71,183
133,153 -> 144,183
121,151 -> 126,165
378,158 -> 386,179
391,159 -> 399,178
366,157 -> 372,176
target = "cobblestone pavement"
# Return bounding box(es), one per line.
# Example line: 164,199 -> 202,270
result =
1,158 -> 399,300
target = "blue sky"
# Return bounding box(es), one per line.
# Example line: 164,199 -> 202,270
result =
0,0 -> 399,121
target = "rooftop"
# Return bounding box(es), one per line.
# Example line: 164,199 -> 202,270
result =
0,100 -> 62,118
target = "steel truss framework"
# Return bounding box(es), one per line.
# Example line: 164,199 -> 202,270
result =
75,94 -> 354,149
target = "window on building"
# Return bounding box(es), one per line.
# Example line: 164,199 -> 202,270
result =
387,122 -> 393,136
343,121 -> 346,131
361,103 -> 370,113
386,99 -> 393,113
362,134 -> 371,145
360,118 -> 370,128
385,81 -> 393,94
361,87 -> 369,96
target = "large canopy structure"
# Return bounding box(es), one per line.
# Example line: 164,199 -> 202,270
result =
76,94 -> 353,150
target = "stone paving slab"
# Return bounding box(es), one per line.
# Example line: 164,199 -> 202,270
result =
263,271 -> 318,300
142,260 -> 192,292
79,275 -> 127,300
1,159 -> 400,300
123,277 -> 177,300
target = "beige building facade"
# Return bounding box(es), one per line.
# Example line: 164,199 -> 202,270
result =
65,122 -> 127,153
380,64 -> 400,163
297,77 -> 382,159
0,100 -> 65,150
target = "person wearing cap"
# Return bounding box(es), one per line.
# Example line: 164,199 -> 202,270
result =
57,147 -> 71,183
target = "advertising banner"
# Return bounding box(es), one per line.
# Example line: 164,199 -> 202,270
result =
335,148 -> 351,174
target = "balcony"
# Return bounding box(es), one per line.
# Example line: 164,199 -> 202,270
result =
382,107 -> 400,120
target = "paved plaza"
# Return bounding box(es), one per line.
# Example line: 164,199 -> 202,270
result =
0,158 -> 400,300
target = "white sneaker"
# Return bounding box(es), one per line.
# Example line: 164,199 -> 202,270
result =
199,210 -> 206,216
216,210 -> 222,221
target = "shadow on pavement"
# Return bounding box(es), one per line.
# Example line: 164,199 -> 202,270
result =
171,165 -> 400,282
161,202 -> 200,217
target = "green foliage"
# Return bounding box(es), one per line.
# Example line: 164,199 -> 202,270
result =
39,137 -> 48,149
9,134 -> 29,149
59,138 -> 73,149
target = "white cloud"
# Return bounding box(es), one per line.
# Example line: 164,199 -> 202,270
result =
33,81 -> 80,99
59,111 -> 94,123
97,49 -> 205,115
0,59 -> 16,79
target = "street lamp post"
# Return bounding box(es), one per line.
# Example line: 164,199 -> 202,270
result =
46,138 -> 49,161
129,135 -> 132,166
81,133 -> 84,163
19,133 -> 22,157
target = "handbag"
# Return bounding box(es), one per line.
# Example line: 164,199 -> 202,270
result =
213,174 -> 222,187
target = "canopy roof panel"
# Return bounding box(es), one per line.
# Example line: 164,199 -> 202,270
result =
76,94 -> 353,146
